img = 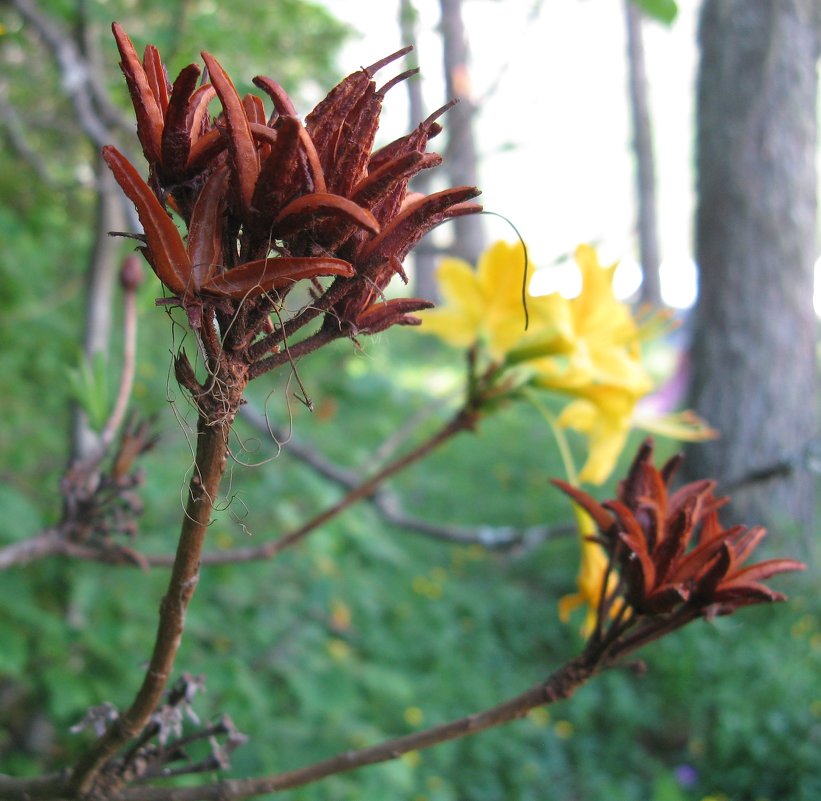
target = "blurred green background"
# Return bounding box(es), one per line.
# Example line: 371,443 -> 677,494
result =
1,2 -> 819,801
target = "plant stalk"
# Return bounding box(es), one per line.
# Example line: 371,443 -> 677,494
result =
69,416 -> 231,796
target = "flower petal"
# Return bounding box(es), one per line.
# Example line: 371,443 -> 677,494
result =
112,23 -> 164,165
200,256 -> 354,299
359,186 -> 481,266
186,166 -> 229,289
274,192 -> 380,237
252,75 -> 299,118
142,43 -> 170,117
161,63 -> 202,179
550,479 -> 616,534
103,145 -> 191,295
201,51 -> 260,214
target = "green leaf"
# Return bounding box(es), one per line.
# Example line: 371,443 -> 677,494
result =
632,0 -> 678,25
65,350 -> 109,431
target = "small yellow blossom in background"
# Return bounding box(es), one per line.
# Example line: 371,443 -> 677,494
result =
527,707 -> 551,727
326,638 -> 351,662
412,568 -> 447,599
401,751 -> 422,768
790,614 -> 815,639
329,599 -> 352,631
214,530 -> 234,550
314,554 -> 337,576
553,720 -> 574,739
416,240 -> 572,362
404,706 -> 425,726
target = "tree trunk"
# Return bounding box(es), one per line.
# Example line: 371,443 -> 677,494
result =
624,0 -> 661,307
686,0 -> 818,535
439,0 -> 485,265
71,159 -> 126,461
400,0 -> 439,302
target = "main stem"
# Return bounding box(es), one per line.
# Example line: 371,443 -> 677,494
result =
69,415 -> 231,796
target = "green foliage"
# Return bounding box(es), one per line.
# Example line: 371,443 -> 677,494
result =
631,0 -> 678,25
0,5 -> 815,799
65,351 -> 110,432
5,323 -> 817,799
3,0 -> 352,119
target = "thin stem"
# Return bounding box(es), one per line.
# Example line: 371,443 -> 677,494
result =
69,417 -> 231,796
248,326 -> 341,380
0,529 -> 65,570
609,606 -> 701,661
243,406 -> 478,559
247,277 -> 357,365
110,651 -> 599,801
523,388 -> 577,485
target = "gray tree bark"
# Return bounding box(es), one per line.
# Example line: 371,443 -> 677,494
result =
71,159 -> 127,461
686,0 -> 819,535
624,0 -> 662,307
400,0 -> 439,302
439,0 -> 485,265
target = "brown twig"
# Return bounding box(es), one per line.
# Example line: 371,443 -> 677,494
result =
0,529 -> 65,570
232,402 -> 572,554
248,326 -> 342,380
11,0 -> 130,148
68,417 -> 231,796
0,402 -> 569,572
90,649 -> 599,801
200,406 -> 479,564
0,645 -> 600,801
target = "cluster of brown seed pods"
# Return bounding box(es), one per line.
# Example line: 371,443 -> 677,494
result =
105,22 -> 481,384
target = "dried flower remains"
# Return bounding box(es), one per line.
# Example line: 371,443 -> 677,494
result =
105,23 -> 481,386
552,439 -> 805,654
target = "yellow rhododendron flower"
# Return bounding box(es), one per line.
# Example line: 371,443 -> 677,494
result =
557,394 -> 717,485
556,390 -> 639,485
529,245 -> 654,483
417,241 -> 572,362
558,509 -> 617,635
421,240 -> 712,485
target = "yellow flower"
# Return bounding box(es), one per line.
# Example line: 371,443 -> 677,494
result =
556,388 -> 642,484
417,241 -> 572,362
556,389 -> 716,485
558,510 -> 614,635
421,241 -> 712,485
530,245 -> 654,483
553,720 -> 575,739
